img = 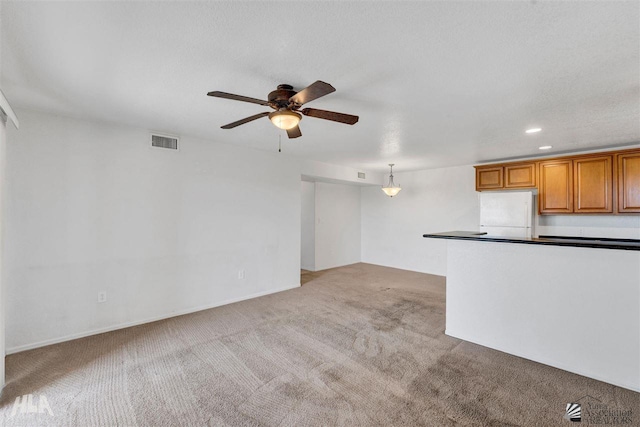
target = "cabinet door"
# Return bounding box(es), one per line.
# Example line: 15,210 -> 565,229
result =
573,156 -> 612,213
539,160 -> 573,214
476,166 -> 503,191
618,151 -> 640,213
505,163 -> 536,188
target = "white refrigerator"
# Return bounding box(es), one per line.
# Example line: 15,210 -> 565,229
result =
479,191 -> 534,238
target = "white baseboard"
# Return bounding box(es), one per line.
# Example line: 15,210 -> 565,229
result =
313,260 -> 361,272
7,283 -> 300,355
445,329 -> 640,393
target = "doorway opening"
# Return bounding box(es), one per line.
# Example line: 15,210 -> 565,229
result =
300,180 -> 315,284
300,176 -> 362,285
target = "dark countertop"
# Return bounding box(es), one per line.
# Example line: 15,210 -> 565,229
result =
423,231 -> 640,251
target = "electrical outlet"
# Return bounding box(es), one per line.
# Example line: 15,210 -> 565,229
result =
97,291 -> 107,303
238,269 -> 245,280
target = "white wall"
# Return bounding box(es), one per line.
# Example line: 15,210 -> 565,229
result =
300,181 -> 315,271
314,182 -> 361,271
446,239 -> 640,392
536,214 -> 640,239
301,161 -> 382,186
361,165 -> 479,276
4,109 -> 303,353
0,116 -> 6,385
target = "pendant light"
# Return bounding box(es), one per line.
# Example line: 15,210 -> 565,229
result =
382,163 -> 402,197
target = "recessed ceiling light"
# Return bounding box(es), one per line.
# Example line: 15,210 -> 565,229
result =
539,145 -> 552,150
526,128 -> 542,134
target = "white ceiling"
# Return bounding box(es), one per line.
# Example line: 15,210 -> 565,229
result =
2,1 -> 638,172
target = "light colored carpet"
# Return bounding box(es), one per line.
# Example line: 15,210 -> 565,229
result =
0,263 -> 637,426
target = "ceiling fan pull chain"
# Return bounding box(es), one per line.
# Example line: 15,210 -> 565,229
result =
278,134 -> 282,153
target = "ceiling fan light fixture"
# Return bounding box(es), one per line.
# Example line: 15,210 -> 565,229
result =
269,109 -> 301,130
382,163 -> 402,197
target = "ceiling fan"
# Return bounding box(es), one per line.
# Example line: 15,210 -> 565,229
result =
207,81 -> 359,139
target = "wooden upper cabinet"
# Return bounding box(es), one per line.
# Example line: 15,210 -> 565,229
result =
505,163 -> 536,188
617,150 -> 640,213
476,162 -> 537,191
475,148 -> 639,215
539,160 -> 573,214
573,155 -> 612,213
476,166 -> 503,191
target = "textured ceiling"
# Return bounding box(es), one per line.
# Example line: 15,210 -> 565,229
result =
1,1 -> 639,172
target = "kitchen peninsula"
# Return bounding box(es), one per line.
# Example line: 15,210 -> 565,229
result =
424,231 -> 640,392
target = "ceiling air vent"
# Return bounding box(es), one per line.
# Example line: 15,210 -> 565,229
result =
151,133 -> 179,150
358,172 -> 366,179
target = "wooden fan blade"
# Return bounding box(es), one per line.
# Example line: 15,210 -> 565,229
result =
301,108 -> 359,125
289,81 -> 335,106
207,91 -> 270,106
287,125 -> 302,139
221,112 -> 270,129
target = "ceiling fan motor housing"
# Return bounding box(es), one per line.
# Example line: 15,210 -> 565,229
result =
269,84 -> 298,108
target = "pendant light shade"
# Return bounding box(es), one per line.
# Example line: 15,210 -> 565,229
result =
382,163 -> 402,197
